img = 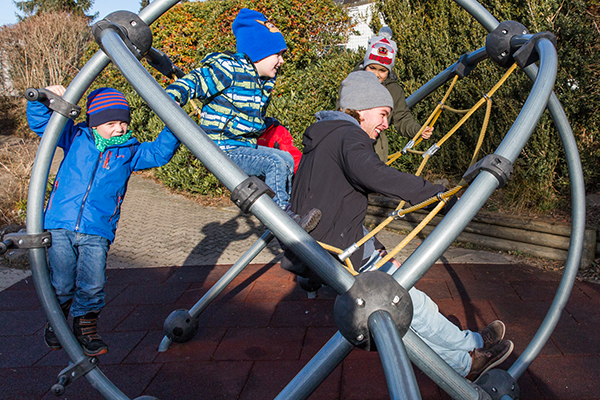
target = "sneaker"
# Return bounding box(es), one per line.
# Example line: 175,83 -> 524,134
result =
73,312 -> 108,356
466,340 -> 514,382
480,320 -> 505,350
44,323 -> 62,350
286,207 -> 322,233
43,300 -> 72,350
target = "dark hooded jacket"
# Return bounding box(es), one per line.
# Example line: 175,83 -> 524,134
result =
288,111 -> 446,271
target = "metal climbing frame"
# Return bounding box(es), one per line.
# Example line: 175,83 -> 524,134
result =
22,0 -> 585,398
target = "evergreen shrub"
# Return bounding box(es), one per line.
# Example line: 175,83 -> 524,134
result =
374,0 -> 600,212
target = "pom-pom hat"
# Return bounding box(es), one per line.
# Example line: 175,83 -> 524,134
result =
363,26 -> 398,72
232,8 -> 287,63
86,88 -> 130,127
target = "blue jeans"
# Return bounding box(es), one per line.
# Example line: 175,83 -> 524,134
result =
227,146 -> 294,209
47,229 -> 110,318
361,248 -> 483,377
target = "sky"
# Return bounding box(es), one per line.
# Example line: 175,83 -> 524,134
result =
0,0 -> 145,26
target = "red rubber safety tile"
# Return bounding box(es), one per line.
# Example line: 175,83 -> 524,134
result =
143,360 -> 253,399
214,326 -> 305,361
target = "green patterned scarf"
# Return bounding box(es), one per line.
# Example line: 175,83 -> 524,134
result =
92,129 -> 132,152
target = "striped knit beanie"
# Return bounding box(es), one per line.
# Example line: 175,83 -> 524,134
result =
86,88 -> 131,127
363,27 -> 397,72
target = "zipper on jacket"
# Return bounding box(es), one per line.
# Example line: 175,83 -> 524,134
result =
109,193 -> 122,223
75,152 -> 102,232
103,150 -> 112,169
47,178 -> 59,210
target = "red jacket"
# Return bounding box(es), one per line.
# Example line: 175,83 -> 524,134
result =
257,124 -> 302,173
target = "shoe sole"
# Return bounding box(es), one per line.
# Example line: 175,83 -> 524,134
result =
44,340 -> 62,351
300,210 -> 322,233
478,340 -> 514,380
82,347 -> 109,356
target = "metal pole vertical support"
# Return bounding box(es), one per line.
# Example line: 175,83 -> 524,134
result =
369,311 -> 422,400
275,332 -> 354,400
159,230 -> 275,352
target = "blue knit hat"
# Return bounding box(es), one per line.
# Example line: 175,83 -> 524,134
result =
232,8 -> 287,63
86,88 -> 131,127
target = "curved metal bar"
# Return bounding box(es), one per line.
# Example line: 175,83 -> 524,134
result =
96,29 -> 356,295
406,47 -> 488,108
275,332 -> 354,400
393,38 -> 558,289
159,230 -> 275,352
25,1 -> 181,398
369,311 -> 422,400
508,71 -> 586,379
453,0 -> 500,32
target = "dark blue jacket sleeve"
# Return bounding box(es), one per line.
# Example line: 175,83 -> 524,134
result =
130,125 -> 181,171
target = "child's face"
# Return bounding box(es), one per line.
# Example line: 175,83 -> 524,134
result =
254,51 -> 285,79
93,121 -> 129,139
365,64 -> 390,83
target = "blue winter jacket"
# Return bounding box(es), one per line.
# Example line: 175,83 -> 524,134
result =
27,101 -> 181,243
165,52 -> 276,151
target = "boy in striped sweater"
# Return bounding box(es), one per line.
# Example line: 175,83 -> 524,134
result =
166,9 -> 319,230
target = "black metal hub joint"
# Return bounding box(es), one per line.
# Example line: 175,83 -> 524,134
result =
0,231 -> 52,255
485,21 -> 529,68
231,176 -> 275,213
513,31 -> 557,69
475,369 -> 520,400
92,11 -> 153,59
334,270 -> 413,351
462,154 -> 513,188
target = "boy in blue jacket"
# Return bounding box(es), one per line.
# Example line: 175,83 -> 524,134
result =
27,85 -> 181,356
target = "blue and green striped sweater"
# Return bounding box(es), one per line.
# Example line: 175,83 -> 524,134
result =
165,52 -> 276,151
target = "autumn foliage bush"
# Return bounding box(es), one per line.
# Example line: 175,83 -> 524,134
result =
86,0 -> 354,196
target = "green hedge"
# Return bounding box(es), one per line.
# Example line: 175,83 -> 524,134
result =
374,0 -> 600,212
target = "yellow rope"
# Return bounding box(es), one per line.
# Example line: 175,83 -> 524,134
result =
374,199 -> 447,268
387,75 -> 460,165
321,64 -> 518,272
317,242 -> 358,276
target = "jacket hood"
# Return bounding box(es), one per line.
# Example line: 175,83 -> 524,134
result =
302,111 -> 363,155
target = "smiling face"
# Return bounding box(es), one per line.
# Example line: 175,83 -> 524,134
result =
358,107 -> 391,140
93,120 -> 129,139
365,64 -> 390,83
254,51 -> 285,79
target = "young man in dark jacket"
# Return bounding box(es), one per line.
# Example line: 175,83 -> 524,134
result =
285,71 -> 513,381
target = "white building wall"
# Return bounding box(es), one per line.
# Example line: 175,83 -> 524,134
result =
345,3 -> 376,50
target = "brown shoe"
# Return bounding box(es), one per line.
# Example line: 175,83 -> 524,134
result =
466,340 -> 514,382
481,320 -> 505,350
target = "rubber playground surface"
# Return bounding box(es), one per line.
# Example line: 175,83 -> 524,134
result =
1,175 -> 599,399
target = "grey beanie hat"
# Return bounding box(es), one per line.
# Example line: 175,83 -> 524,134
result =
339,71 -> 394,111
363,26 -> 397,72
